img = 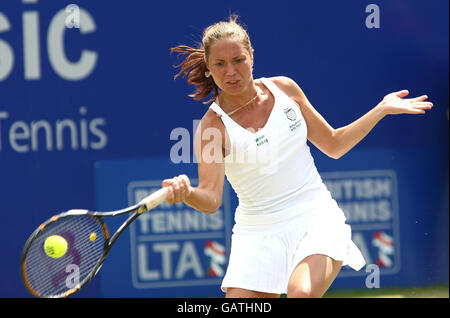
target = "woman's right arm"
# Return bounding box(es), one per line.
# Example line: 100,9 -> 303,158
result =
162,110 -> 226,214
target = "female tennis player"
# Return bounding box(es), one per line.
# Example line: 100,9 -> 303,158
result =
164,15 -> 433,298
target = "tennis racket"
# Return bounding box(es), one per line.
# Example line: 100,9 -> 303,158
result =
20,187 -> 168,298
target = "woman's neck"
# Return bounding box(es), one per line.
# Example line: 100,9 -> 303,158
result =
219,79 -> 260,113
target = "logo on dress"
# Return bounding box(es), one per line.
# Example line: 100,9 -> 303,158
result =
255,135 -> 268,147
284,107 -> 297,121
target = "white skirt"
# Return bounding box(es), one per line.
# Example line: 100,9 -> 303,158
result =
221,205 -> 366,294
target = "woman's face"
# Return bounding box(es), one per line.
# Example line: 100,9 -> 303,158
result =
206,39 -> 254,96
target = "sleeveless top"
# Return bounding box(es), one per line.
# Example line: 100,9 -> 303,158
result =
209,77 -> 342,230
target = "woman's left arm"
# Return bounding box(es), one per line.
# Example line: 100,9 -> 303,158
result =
272,76 -> 433,159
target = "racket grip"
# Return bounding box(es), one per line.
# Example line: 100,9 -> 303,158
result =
138,187 -> 169,212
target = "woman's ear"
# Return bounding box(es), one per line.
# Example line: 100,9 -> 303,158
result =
204,57 -> 211,77
251,49 -> 255,67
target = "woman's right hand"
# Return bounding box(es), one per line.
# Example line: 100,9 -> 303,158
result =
377,90 -> 433,115
162,174 -> 193,205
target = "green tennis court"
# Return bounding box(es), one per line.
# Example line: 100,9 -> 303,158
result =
323,284 -> 449,298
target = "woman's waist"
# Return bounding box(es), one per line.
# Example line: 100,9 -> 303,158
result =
236,175 -> 328,212
233,196 -> 345,234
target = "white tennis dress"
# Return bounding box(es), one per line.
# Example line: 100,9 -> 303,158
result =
209,77 -> 366,294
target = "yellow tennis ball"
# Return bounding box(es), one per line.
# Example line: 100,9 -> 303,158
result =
44,235 -> 68,258
89,232 -> 97,242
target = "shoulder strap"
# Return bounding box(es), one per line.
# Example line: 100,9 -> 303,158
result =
259,77 -> 286,98
209,101 -> 227,117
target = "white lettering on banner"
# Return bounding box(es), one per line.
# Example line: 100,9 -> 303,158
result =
325,177 -> 391,201
48,8 -> 97,80
0,4 -> 107,155
322,170 -> 400,277
176,242 -> 204,278
128,180 -> 232,289
137,210 -> 223,234
339,200 -> 391,223
0,13 -> 15,81
0,108 -> 107,153
0,111 -> 9,152
137,241 -> 213,280
137,244 -> 160,280
23,11 -> 41,79
324,176 -> 393,223
0,5 -> 97,81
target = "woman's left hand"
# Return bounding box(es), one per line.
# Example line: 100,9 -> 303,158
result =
378,90 -> 433,115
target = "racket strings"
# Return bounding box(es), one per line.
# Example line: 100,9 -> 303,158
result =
22,215 -> 106,297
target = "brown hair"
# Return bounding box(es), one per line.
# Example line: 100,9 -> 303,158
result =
171,15 -> 253,104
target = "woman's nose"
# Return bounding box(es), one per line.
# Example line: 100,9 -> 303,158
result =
225,63 -> 236,76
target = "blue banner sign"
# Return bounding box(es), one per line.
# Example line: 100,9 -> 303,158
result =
95,158 -> 233,297
322,170 -> 400,277
128,180 -> 232,290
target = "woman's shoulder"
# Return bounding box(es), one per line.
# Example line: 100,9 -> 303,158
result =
262,76 -> 297,88
260,76 -> 302,97
197,106 -> 226,132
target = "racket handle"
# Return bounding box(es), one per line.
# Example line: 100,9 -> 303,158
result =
138,187 -> 169,212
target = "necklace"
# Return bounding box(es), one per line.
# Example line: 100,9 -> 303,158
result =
225,87 -> 262,116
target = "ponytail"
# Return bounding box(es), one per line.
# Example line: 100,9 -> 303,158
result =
170,45 -> 219,104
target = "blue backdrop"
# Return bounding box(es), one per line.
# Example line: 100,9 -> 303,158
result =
0,0 -> 448,297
